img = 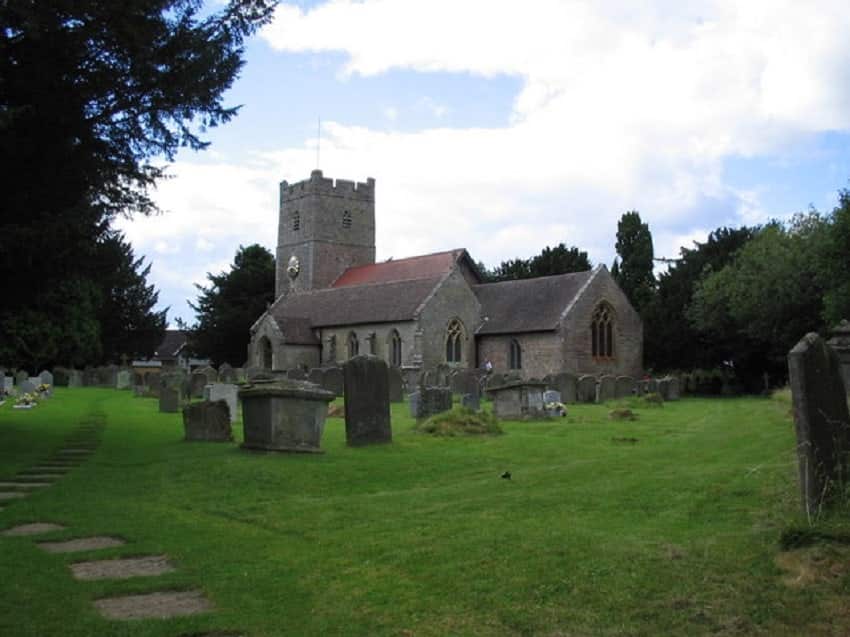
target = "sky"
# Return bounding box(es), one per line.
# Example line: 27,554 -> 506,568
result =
116,0 -> 850,326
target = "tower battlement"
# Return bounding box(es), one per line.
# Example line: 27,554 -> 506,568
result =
280,170 -> 375,204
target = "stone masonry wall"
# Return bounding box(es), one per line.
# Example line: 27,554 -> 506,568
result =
250,315 -> 320,371
477,332 -> 563,378
319,321 -> 417,368
560,266 -> 643,377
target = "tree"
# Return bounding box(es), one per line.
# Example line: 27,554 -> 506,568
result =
188,244 -> 276,366
486,243 -> 591,282
817,189 -> 850,324
642,226 -> 754,372
613,211 -> 655,313
0,1 -> 275,367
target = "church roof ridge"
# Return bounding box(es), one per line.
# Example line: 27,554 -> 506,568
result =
331,248 -> 466,288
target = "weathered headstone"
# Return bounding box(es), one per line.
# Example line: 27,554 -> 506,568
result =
387,366 -> 404,403
182,400 -> 232,442
19,379 -> 37,395
597,375 -> 616,402
576,375 -> 596,403
197,365 -> 218,384
116,370 -> 131,390
203,383 -> 239,423
421,369 -> 438,388
614,376 -> 636,399
218,363 -> 237,383
666,376 -> 681,401
408,391 -> 421,419
489,381 -> 547,419
646,378 -> 658,395
287,368 -> 307,381
239,379 -> 334,453
546,372 -> 577,403
788,333 -> 850,516
485,373 -> 505,393
3,376 -> 13,393
308,368 -> 324,387
461,393 -> 480,411
67,370 -> 83,388
159,387 -> 182,413
189,372 -> 207,399
15,370 -> 28,386
132,372 -> 144,387
418,387 -> 453,419
657,378 -> 671,401
543,390 -> 562,405
343,356 -> 392,446
323,367 -> 344,397
39,370 -> 53,387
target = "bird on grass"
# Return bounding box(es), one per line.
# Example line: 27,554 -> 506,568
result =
500,471 -> 511,480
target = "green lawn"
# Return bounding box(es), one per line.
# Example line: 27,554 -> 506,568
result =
0,388 -> 848,636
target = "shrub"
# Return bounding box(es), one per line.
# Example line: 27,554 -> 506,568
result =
414,407 -> 503,436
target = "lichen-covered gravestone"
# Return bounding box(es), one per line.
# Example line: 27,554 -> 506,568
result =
203,383 -> 238,423
788,333 -> 850,517
182,400 -> 232,442
657,378 -> 671,401
343,356 -> 392,446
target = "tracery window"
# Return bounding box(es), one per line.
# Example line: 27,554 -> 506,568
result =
446,319 -> 464,363
509,338 -> 522,370
348,331 -> 359,358
389,330 -> 402,367
591,303 -> 615,359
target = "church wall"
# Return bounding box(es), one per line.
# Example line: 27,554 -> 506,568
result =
560,267 -> 643,378
477,332 -> 563,378
319,321 -> 416,368
249,315 -> 320,371
416,268 -> 482,370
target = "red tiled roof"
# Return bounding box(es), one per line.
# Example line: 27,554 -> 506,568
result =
332,249 -> 464,287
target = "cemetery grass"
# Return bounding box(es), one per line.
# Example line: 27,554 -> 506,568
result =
1,390 -> 849,636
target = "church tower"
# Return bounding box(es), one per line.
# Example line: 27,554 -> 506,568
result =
276,170 -> 376,297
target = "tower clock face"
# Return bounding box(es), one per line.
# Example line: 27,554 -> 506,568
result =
287,255 -> 300,280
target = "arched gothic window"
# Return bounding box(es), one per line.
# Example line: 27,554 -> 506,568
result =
591,303 -> 615,359
259,335 -> 273,370
348,331 -> 359,358
509,338 -> 522,370
389,330 -> 402,367
445,319 -> 464,363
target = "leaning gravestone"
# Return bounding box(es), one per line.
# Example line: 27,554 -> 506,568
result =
387,367 -> 404,403
788,333 -> 850,516
182,400 -> 232,442
159,387 -> 182,413
614,376 -> 636,399
576,375 -> 597,403
116,370 -> 131,390
343,356 -> 392,446
203,383 -> 239,423
597,375 -> 616,402
189,372 -> 208,399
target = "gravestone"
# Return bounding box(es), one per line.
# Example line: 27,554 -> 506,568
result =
667,376 -> 681,401
488,380 -> 547,419
39,370 -> 53,387
287,368 -> 307,381
308,368 -> 324,387
67,370 -> 83,388
547,372 -> 577,403
245,366 -> 266,381
103,365 -> 119,387
20,379 -> 37,395
323,367 -> 344,397
240,379 -> 334,453
132,372 -> 144,387
451,370 -> 480,398
657,378 -> 671,401
461,393 -> 480,411
826,319 -> 850,393
387,367 -> 404,403
197,365 -> 218,384
408,391 -> 421,419
182,400 -> 232,442
15,370 -> 28,386
576,375 -> 597,403
133,385 -> 146,398
597,375 -> 616,402
218,363 -> 237,383
53,367 -> 70,387
543,390 -> 562,405
788,332 -> 850,516
159,387 -> 182,413
3,377 -> 13,393
646,378 -> 658,395
190,372 -> 208,399
203,383 -> 239,423
421,369 -> 438,388
116,370 -> 131,390
485,373 -> 505,393
343,356 -> 392,446
417,387 -> 453,420
614,376 -> 636,399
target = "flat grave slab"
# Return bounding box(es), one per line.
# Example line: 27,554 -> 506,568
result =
15,474 -> 61,481
38,536 -> 125,553
71,555 -> 175,581
0,492 -> 27,501
94,590 -> 213,620
27,467 -> 71,473
57,449 -> 94,455
0,481 -> 50,488
2,523 -> 66,537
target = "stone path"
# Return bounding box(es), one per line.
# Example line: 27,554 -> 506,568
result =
0,419 -> 219,627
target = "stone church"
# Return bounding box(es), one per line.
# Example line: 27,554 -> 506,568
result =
249,170 -> 643,380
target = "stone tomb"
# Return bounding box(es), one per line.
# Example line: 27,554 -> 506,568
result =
788,332 -> 850,516
488,380 -> 547,419
182,400 -> 232,442
343,356 -> 392,446
203,383 -> 239,423
239,379 -> 334,453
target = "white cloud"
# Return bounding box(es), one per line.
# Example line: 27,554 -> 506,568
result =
131,1 -> 850,321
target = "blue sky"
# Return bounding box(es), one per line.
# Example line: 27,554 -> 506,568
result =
116,0 -> 850,328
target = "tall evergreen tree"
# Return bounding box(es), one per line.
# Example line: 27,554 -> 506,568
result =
188,244 -> 276,366
486,243 -> 591,282
613,211 -> 655,313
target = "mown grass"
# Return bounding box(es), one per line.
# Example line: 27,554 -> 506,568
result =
0,388 -> 848,636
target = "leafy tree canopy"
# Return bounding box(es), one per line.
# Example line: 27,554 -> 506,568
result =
485,243 -> 591,282
187,244 -> 276,366
612,210 -> 655,312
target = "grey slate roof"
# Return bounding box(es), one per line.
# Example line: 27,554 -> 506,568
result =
269,277 -> 442,338
153,330 -> 187,361
474,270 -> 593,335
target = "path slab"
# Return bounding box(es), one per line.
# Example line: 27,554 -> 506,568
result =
38,536 -> 125,553
94,590 -> 213,620
0,492 -> 27,501
71,555 -> 175,580
2,523 -> 66,537
0,481 -> 50,488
